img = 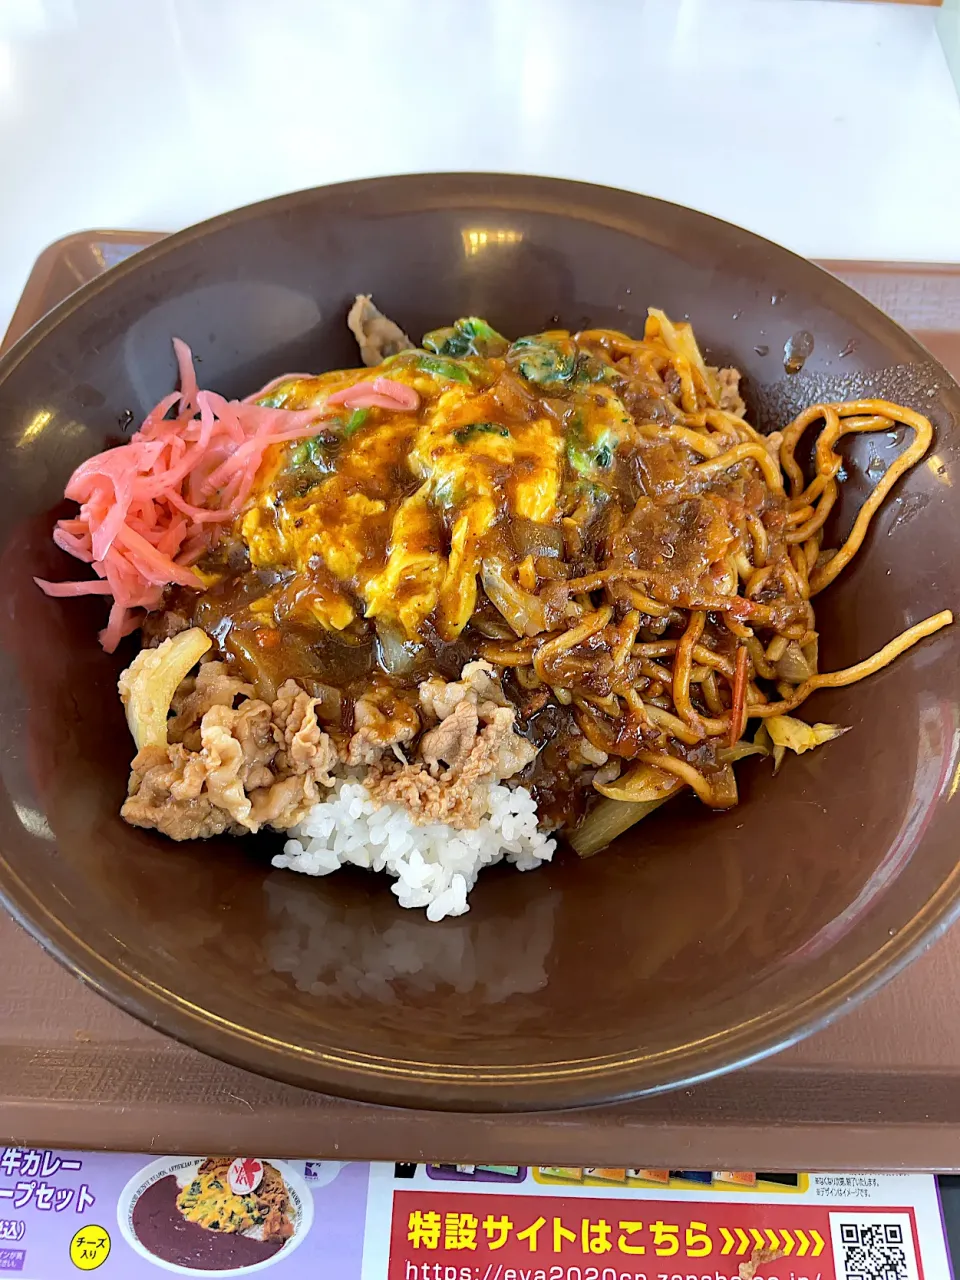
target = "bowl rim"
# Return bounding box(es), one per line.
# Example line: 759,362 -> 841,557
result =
1,171 -> 958,1111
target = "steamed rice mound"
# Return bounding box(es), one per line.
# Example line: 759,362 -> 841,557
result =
277,780 -> 555,922
118,640 -> 554,921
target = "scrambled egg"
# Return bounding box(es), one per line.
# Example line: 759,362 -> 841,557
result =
176,1163 -> 265,1234
240,358 -> 566,640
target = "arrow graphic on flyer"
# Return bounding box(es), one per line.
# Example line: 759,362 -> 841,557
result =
735,1229 -> 751,1256
766,1230 -> 781,1252
780,1229 -> 795,1256
751,1229 -> 767,1251
811,1230 -> 825,1258
720,1228 -> 735,1256
795,1229 -> 810,1257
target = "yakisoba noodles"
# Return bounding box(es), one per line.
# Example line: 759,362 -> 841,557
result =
36,299 -> 951,916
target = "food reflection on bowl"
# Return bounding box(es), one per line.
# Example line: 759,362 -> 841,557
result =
118,1156 -> 313,1275
263,874 -> 559,1005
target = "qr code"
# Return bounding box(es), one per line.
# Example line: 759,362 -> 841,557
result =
830,1214 -> 920,1280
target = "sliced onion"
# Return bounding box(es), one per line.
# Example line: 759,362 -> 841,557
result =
375,621 -> 421,675
775,639 -> 816,683
754,722 -> 785,774
801,635 -> 819,674
480,559 -> 547,637
766,714 -> 848,755
569,793 -> 678,859
717,740 -> 769,764
595,760 -> 682,803
709,763 -> 739,808
225,629 -> 277,704
118,627 -> 212,750
304,680 -> 343,722
509,516 -> 564,560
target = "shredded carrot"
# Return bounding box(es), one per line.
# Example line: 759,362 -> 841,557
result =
729,644 -> 749,747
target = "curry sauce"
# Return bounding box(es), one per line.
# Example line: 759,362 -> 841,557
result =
154,316 -> 792,829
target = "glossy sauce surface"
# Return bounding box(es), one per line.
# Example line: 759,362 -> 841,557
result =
160,321 -> 792,829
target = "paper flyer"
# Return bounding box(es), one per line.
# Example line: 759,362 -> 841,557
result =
0,1150 -> 949,1280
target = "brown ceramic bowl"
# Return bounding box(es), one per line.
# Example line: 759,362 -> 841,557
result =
0,174 -> 957,1111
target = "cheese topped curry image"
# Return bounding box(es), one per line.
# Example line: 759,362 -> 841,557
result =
128,1157 -> 297,1272
176,1158 -> 293,1243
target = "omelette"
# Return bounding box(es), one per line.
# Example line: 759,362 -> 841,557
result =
234,318 -> 620,644
176,1158 -> 292,1242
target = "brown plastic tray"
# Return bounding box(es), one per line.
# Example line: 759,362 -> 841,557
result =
2,232 -> 960,1170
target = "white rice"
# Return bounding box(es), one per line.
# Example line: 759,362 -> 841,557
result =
273,779 -> 556,921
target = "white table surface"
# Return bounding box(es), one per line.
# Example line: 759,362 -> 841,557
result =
0,0 -> 958,335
